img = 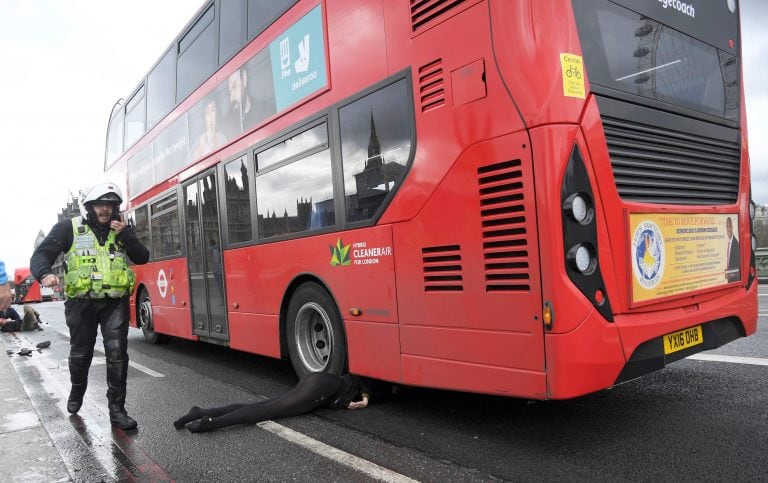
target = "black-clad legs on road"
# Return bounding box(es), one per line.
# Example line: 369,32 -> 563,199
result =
64,297 -> 137,429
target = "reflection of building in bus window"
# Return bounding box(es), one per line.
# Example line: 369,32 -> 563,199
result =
192,101 -> 227,159
346,112 -> 406,222
224,158 -> 252,243
339,81 -> 411,224
725,216 -> 740,282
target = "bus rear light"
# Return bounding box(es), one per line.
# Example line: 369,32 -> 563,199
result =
560,145 -> 614,322
594,289 -> 604,305
567,244 -> 596,274
563,193 -> 593,225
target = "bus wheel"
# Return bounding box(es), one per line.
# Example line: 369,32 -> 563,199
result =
286,283 -> 347,377
138,289 -> 169,344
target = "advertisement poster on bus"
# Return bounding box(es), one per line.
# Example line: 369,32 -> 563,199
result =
629,213 -> 740,304
269,5 -> 327,111
151,115 -> 190,184
127,144 -> 154,197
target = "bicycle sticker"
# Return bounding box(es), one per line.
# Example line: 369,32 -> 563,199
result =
560,53 -> 585,99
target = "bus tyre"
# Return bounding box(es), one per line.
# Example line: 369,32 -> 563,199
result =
286,283 -> 347,378
138,288 -> 169,344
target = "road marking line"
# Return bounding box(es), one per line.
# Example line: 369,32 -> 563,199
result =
688,354 -> 768,366
258,421 -> 417,483
51,325 -> 165,378
127,361 -> 165,377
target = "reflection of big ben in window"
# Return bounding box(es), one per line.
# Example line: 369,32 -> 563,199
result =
225,159 -> 251,242
351,112 -> 404,218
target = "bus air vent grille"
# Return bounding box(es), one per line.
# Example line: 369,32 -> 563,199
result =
602,116 -> 740,205
478,159 -> 530,292
410,0 -> 475,33
422,245 -> 463,291
418,59 -> 445,112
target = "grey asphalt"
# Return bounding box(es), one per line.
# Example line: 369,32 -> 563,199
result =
1,288 -> 766,481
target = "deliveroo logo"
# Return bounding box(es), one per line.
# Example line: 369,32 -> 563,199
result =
330,239 -> 351,266
269,5 -> 327,111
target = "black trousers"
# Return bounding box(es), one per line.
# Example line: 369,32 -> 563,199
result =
179,373 -> 345,432
64,297 -> 130,409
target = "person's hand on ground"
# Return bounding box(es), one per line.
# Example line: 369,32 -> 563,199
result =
347,396 -> 369,410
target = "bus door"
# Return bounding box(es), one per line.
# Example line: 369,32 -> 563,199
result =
183,170 -> 228,342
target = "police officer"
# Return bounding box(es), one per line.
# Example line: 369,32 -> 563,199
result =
31,181 -> 149,430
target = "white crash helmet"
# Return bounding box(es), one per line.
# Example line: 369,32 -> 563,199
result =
79,181 -> 124,218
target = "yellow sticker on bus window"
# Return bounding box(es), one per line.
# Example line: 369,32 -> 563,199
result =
560,53 -> 585,99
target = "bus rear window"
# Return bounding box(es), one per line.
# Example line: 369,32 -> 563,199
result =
572,0 -> 739,121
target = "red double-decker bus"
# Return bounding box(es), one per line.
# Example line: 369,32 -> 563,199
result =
14,267 -> 42,304
105,0 -> 757,399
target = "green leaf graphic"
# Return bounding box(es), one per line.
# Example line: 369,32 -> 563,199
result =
329,239 -> 351,266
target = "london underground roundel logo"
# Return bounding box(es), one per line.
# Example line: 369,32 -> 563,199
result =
631,220 -> 664,289
157,269 -> 168,298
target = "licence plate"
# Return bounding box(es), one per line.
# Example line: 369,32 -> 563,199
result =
663,325 -> 703,355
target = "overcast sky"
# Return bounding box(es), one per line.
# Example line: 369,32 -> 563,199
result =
0,1 -> 204,275
0,0 -> 766,276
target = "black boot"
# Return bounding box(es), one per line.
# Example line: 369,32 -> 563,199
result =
105,339 -> 137,430
108,402 -> 138,430
68,382 -> 87,414
67,347 -> 93,414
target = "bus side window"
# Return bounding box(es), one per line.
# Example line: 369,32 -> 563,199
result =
255,123 -> 334,239
177,4 -> 217,102
247,0 -> 298,40
150,194 -> 182,259
224,155 -> 253,243
339,80 -> 412,223
131,206 -> 151,260
219,0 -> 247,63
105,111 -> 124,168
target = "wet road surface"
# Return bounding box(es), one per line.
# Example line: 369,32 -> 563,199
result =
1,293 -> 767,481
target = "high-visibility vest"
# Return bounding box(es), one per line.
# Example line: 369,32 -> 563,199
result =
65,217 -> 136,298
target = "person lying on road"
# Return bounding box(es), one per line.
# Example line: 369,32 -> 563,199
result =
0,305 -> 42,332
174,372 -> 373,433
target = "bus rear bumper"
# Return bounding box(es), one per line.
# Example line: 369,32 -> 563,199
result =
614,316 -> 745,385
545,283 -> 758,399
612,284 -> 758,387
